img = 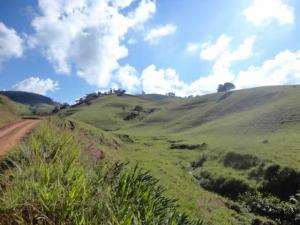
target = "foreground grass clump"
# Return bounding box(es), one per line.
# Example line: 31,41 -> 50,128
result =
0,120 -> 201,225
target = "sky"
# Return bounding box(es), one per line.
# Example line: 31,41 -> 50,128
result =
0,0 -> 300,103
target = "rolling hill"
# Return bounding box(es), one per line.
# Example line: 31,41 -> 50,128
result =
0,91 -> 56,106
0,95 -> 31,127
0,91 -> 58,116
62,85 -> 300,224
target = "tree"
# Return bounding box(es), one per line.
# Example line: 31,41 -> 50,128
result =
114,89 -> 126,96
217,82 -> 235,93
166,92 -> 175,97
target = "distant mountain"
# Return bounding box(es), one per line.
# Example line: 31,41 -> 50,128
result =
0,91 -> 56,106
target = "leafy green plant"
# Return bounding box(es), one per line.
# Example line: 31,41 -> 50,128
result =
0,119 -> 201,225
240,192 -> 295,224
290,192 -> 300,223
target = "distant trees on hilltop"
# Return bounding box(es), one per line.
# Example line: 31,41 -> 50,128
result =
74,88 -> 126,106
217,82 -> 235,93
166,92 -> 175,97
0,91 -> 55,106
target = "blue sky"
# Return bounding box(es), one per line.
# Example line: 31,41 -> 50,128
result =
0,0 -> 299,103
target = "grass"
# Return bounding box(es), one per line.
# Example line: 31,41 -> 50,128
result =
0,118 -> 201,225
63,85 -> 300,224
1,85 -> 297,224
0,95 -> 31,127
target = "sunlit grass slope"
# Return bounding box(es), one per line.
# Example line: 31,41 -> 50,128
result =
0,95 -> 31,127
0,118 -> 201,225
65,85 -> 300,224
70,85 -> 300,167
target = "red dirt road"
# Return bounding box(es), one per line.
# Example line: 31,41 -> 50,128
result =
0,119 -> 41,157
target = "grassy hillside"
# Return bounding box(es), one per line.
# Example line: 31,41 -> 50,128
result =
0,118 -> 200,225
0,95 -> 31,127
59,85 -> 300,224
0,91 -> 55,106
70,86 -> 300,167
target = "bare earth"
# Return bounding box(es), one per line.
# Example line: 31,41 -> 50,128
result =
0,119 -> 41,157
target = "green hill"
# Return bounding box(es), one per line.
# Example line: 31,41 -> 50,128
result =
0,95 -> 31,127
57,85 -> 300,224
0,91 -> 56,106
0,91 -> 58,116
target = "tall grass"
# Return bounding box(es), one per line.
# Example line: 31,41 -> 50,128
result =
0,119 -> 201,225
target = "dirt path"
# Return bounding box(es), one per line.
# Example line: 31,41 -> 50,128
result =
0,119 -> 41,157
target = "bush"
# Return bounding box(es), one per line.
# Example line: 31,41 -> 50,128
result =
133,105 -> 144,112
240,192 -> 296,224
290,193 -> 300,223
195,171 -> 252,199
260,164 -> 300,200
191,155 -> 207,169
223,152 -> 261,170
170,143 -> 207,150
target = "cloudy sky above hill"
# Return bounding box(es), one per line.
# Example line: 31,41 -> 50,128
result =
0,0 -> 299,102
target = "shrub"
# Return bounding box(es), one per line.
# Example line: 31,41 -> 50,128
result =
290,193 -> 300,223
260,164 -> 300,200
223,152 -> 261,170
240,192 -> 296,224
170,143 -> 207,150
195,171 -> 252,199
191,155 -> 207,169
133,105 -> 144,112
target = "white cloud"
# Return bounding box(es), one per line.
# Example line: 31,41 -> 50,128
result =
235,50 -> 300,88
186,42 -> 200,54
134,35 -> 257,96
244,0 -> 294,26
0,22 -> 23,67
140,65 -> 187,95
30,0 -> 156,87
115,65 -> 141,92
12,77 -> 59,95
114,49 -> 300,97
197,35 -> 256,91
144,24 -> 177,44
200,35 -> 232,60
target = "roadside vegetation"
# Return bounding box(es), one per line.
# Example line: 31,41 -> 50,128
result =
0,118 -> 200,225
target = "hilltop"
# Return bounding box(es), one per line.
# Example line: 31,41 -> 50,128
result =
61,85 -> 300,224
0,95 -> 30,127
0,91 -> 56,106
0,91 -> 57,116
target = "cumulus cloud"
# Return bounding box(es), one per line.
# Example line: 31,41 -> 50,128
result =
200,35 -> 232,60
196,35 -> 256,92
244,0 -> 294,26
235,50 -> 300,89
140,38 -> 300,97
115,65 -> 141,93
0,22 -> 24,68
30,0 -> 156,87
144,24 -> 177,44
12,77 -> 59,95
140,65 -> 187,95
120,35 -> 257,96
137,49 -> 299,97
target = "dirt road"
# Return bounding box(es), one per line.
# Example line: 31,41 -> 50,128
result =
0,119 -> 41,157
